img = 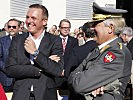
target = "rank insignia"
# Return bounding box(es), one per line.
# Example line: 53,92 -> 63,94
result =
104,51 -> 116,63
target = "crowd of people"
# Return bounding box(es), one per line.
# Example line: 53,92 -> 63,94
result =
0,2 -> 133,100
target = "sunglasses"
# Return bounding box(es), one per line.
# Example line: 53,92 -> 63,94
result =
8,25 -> 17,29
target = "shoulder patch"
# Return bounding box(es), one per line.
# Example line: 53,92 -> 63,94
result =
104,51 -> 116,63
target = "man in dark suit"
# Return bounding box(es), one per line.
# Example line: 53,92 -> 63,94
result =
0,22 -> 9,37
5,4 -> 64,100
68,2 -> 132,100
120,27 -> 133,85
58,19 -> 78,99
65,22 -> 97,78
59,19 -> 79,69
0,18 -> 20,92
120,27 -> 133,58
65,22 -> 97,100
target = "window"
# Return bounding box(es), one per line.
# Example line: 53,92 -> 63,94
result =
66,0 -> 94,20
10,0 -> 42,17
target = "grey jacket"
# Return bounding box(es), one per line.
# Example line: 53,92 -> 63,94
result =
68,38 -> 132,100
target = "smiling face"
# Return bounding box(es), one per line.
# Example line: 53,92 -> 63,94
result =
94,21 -> 116,45
59,21 -> 70,37
8,20 -> 20,36
25,8 -> 48,36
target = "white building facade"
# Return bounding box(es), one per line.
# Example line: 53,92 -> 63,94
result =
0,0 -> 116,32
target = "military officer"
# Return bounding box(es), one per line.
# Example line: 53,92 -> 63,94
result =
68,2 -> 132,100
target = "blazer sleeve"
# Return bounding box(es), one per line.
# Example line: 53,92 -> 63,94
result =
5,35 -> 64,78
0,39 -> 4,71
34,36 -> 64,77
74,38 -> 79,47
5,36 -> 42,79
64,48 -> 79,78
68,47 -> 131,94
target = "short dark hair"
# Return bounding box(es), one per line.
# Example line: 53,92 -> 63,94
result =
29,4 -> 49,19
59,19 -> 71,28
82,22 -> 96,38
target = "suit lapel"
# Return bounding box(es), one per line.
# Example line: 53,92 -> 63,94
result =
38,32 -> 50,54
86,47 -> 100,61
6,36 -> 11,46
87,38 -> 119,62
65,36 -> 72,52
22,33 -> 30,59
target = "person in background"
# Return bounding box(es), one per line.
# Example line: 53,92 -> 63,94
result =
73,28 -> 79,38
120,27 -> 133,85
79,26 -> 83,33
5,4 -> 64,100
55,28 -> 60,35
49,25 -> 57,35
59,19 -> 79,67
120,27 -> 133,46
0,22 -> 9,37
19,21 -> 28,34
0,18 -> 20,92
58,19 -> 78,99
68,2 -> 132,100
65,21 -> 98,100
77,32 -> 85,46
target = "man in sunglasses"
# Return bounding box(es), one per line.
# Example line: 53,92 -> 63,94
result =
0,18 -> 20,92
7,18 -> 21,36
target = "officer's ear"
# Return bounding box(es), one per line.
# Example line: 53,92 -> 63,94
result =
108,24 -> 114,34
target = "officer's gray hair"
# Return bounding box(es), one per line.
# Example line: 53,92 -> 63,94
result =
103,18 -> 126,35
121,27 -> 133,36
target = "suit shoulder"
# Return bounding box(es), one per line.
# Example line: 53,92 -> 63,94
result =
0,35 -> 9,39
0,36 -> 10,41
46,32 -> 60,39
13,32 -> 28,39
122,43 -> 131,56
69,35 -> 78,40
45,32 -> 61,43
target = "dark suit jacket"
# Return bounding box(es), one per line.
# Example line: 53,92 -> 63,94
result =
127,38 -> 133,59
65,40 -> 97,100
65,40 -> 97,78
5,32 -> 64,100
63,35 -> 79,69
58,35 -> 78,90
0,35 -> 13,87
68,38 -> 132,100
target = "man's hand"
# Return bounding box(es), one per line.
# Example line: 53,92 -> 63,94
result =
24,37 -> 37,54
49,55 -> 60,63
60,69 -> 64,76
91,87 -> 104,97
49,55 -> 64,76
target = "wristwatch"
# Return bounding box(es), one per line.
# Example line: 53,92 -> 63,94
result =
32,50 -> 39,57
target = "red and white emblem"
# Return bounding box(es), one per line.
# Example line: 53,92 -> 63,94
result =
104,51 -> 116,63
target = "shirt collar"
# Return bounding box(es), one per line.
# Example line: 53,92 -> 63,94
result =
98,37 -> 118,50
86,38 -> 94,42
10,35 -> 12,40
60,35 -> 68,40
29,30 -> 45,41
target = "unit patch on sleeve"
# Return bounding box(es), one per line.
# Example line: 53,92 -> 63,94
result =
104,51 -> 116,63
